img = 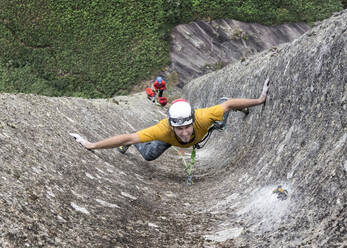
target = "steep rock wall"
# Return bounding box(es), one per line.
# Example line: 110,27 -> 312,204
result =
169,19 -> 310,87
184,10 -> 346,247
0,10 -> 346,248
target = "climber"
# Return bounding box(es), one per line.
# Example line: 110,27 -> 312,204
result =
70,78 -> 270,162
153,76 -> 166,98
145,87 -> 156,102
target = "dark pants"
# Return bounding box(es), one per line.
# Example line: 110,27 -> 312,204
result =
134,140 -> 171,161
158,90 -> 164,97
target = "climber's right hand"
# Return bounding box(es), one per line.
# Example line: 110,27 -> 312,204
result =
69,133 -> 93,149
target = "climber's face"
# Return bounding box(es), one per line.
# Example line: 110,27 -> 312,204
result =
173,124 -> 194,143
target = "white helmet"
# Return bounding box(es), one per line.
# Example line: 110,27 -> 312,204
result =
168,99 -> 194,127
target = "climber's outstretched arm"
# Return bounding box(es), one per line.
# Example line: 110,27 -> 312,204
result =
220,78 -> 269,113
70,132 -> 140,150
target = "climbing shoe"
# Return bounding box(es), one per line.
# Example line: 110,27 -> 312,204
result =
186,175 -> 193,185
238,107 -> 249,115
117,145 -> 130,154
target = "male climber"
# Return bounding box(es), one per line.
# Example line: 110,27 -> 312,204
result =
70,78 -> 270,162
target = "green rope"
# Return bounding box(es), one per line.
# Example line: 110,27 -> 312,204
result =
173,147 -> 196,185
184,148 -> 196,177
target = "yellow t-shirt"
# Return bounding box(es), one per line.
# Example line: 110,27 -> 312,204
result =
137,105 -> 224,148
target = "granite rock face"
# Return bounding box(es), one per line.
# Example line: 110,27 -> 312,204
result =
169,19 -> 310,87
0,10 -> 346,248
185,10 -> 346,247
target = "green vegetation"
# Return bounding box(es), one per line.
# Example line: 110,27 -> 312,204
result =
0,0 -> 343,98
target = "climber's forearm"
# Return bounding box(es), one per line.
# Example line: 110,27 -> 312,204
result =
88,133 -> 140,150
221,98 -> 264,112
221,78 -> 269,113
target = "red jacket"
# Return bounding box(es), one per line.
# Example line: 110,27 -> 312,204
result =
153,80 -> 166,91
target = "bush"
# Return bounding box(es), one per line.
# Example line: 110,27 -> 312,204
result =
0,0 -> 343,98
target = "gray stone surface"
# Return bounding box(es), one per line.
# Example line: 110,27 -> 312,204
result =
0,10 -> 346,248
169,19 -> 310,87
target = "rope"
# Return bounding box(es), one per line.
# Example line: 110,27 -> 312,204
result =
174,108 -> 249,185
172,146 -> 196,185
